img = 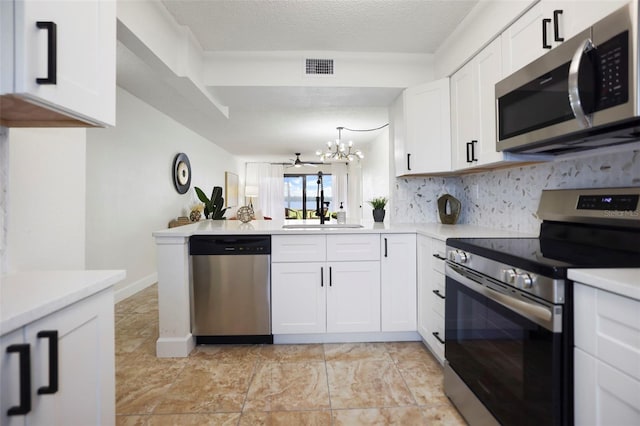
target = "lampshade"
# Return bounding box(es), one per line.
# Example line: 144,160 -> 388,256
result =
245,185 -> 259,198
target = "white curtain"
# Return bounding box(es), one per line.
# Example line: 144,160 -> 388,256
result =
331,162 -> 349,214
245,163 -> 284,222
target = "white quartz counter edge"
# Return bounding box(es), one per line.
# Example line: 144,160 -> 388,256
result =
1,270 -> 126,335
153,219 -> 534,239
568,269 -> 640,301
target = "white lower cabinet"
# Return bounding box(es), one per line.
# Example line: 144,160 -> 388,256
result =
417,235 -> 446,363
574,282 -> 640,426
380,234 -> 416,332
1,289 -> 115,426
271,234 -> 381,335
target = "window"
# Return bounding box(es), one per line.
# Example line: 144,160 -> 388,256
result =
284,173 -> 332,220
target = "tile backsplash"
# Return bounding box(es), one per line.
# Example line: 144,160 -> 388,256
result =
392,148 -> 640,235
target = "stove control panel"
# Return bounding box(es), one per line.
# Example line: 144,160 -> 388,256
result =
448,249 -> 470,264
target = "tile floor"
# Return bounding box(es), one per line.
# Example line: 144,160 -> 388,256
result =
115,285 -> 466,425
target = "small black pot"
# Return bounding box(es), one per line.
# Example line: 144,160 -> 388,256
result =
372,209 -> 386,222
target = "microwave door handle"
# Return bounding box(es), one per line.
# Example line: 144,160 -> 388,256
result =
568,38 -> 594,128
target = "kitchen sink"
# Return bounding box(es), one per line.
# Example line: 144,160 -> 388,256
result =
282,223 -> 364,230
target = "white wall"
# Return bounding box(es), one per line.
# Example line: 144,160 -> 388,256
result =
7,128 -> 87,272
85,87 -> 241,300
0,127 -> 8,275
361,129 -> 390,222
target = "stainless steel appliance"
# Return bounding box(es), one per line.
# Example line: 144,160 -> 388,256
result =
444,187 -> 640,426
190,235 -> 272,344
496,2 -> 640,154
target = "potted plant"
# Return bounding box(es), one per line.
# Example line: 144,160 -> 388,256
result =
368,196 -> 388,222
194,186 -> 227,219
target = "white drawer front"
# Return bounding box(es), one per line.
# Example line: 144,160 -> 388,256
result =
327,234 -> 380,262
431,239 -> 446,274
272,235 -> 326,262
575,283 -> 640,381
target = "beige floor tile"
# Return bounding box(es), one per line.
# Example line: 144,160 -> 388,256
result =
153,360 -> 256,413
239,410 -> 332,425
326,360 -> 415,409
146,413 -> 240,426
332,406 -> 426,425
385,341 -> 440,365
396,360 -> 449,406
189,344 -> 262,363
259,344 -> 325,363
324,342 -> 392,362
116,414 -> 148,426
244,362 -> 330,412
421,402 -> 467,425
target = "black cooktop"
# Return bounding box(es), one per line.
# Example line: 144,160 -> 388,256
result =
447,222 -> 640,279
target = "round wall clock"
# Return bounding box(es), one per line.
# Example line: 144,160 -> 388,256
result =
173,153 -> 191,194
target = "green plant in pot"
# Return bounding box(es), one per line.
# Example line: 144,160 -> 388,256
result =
194,186 -> 227,219
368,196 -> 388,222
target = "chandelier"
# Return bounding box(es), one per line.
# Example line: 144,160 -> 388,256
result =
316,127 -> 364,162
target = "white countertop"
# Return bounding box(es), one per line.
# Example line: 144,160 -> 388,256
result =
153,219 -> 534,239
1,270 -> 126,335
568,269 -> 640,301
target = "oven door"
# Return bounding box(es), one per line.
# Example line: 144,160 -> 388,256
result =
445,262 -> 571,426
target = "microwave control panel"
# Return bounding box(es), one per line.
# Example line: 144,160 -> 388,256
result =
596,31 -> 628,110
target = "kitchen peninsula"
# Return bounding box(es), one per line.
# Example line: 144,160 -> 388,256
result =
153,219 -> 529,358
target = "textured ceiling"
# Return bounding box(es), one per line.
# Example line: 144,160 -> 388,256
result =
120,1 -> 479,160
162,0 -> 478,53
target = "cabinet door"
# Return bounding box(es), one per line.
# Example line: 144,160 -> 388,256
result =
380,234 -> 416,332
501,2 -> 546,75
475,37 -> 503,166
8,0 -> 116,126
25,289 -> 114,426
326,261 -> 380,333
450,60 -> 477,170
391,93 -> 408,177
327,234 -> 379,262
1,329 -> 26,426
416,235 -> 431,340
548,1 -> 627,43
403,78 -> 452,174
272,262 -> 326,334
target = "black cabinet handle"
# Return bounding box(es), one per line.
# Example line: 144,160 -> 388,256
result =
542,18 -> 552,49
407,153 -> 411,171
432,332 -> 445,345
320,267 -> 324,287
553,10 -> 564,42
6,344 -> 31,416
37,330 -> 59,395
432,289 -> 446,300
465,141 -> 472,163
384,238 -> 388,257
329,266 -> 332,287
470,140 -> 477,162
36,21 -> 57,84
432,253 -> 446,261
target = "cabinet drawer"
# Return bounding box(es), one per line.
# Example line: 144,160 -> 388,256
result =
431,239 -> 446,274
327,234 -> 380,262
272,235 -> 326,262
575,284 -> 640,381
428,310 -> 445,363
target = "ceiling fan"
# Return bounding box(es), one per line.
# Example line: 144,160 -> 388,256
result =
288,153 -> 321,168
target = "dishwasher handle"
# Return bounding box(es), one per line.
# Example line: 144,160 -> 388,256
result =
190,235 -> 271,255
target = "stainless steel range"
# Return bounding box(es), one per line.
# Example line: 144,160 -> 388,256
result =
444,187 -> 640,426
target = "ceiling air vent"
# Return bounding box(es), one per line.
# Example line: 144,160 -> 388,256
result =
305,58 -> 334,75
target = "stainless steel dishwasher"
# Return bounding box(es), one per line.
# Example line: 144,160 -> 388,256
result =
189,235 -> 272,344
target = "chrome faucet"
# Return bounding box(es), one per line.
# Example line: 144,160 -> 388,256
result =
316,171 -> 325,224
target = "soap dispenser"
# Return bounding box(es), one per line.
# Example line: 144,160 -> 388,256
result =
337,202 -> 346,224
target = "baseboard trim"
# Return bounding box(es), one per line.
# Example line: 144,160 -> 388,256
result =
156,335 -> 195,358
114,272 -> 158,303
273,331 -> 421,344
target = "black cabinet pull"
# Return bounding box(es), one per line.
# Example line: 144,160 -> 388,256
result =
37,330 -> 59,395
465,141 -> 472,163
329,266 -> 332,287
432,289 -> 446,300
384,238 -> 388,257
542,18 -> 552,49
432,332 -> 445,345
6,344 -> 31,416
553,10 -> 564,42
320,267 -> 324,287
470,140 -> 478,162
407,153 -> 411,171
432,253 -> 446,261
36,21 -> 57,84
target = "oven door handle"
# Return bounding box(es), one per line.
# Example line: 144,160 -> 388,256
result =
446,263 -> 560,332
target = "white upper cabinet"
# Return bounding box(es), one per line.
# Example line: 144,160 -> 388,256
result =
393,78 -> 451,176
502,0 -> 627,76
0,0 -> 116,127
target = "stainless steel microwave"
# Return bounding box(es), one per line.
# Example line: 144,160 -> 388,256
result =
495,2 -> 640,154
